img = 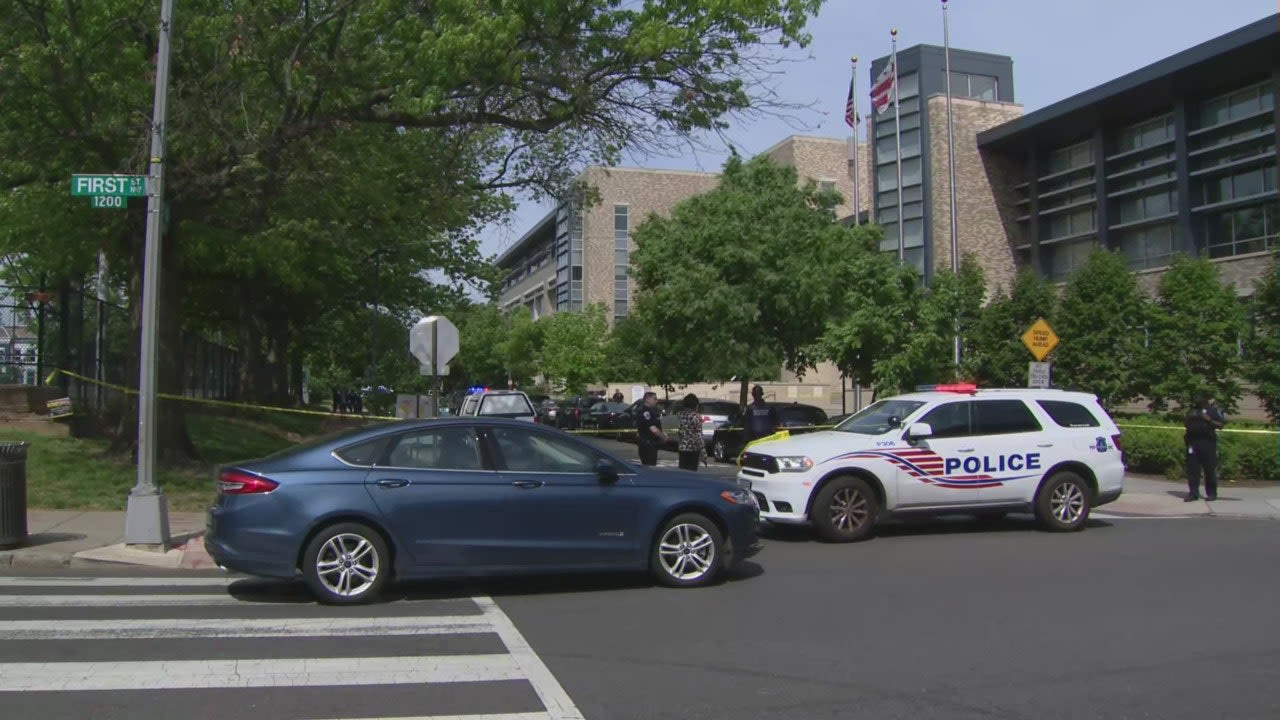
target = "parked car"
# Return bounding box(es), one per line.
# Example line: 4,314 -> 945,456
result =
709,402 -> 829,462
582,401 -> 635,440
659,399 -> 741,447
205,418 -> 761,603
457,390 -> 536,422
554,396 -> 598,430
534,398 -> 562,425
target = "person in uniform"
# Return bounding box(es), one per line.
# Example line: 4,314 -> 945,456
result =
636,391 -> 666,466
1184,391 -> 1226,501
742,385 -> 780,448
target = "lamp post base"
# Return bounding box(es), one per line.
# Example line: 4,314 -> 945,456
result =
124,490 -> 171,548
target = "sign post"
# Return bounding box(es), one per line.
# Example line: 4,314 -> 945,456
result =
71,174 -> 148,210
1021,317 -> 1059,389
409,316 -> 459,417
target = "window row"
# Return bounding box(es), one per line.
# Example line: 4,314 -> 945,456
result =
1113,113 -> 1173,155
1198,79 -> 1274,130
1199,164 -> 1277,206
1205,201 -> 1279,259
1040,206 -> 1095,242
948,72 -> 999,102
876,156 -> 923,190
1115,223 -> 1175,271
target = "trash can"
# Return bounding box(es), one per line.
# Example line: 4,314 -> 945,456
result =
0,441 -> 29,550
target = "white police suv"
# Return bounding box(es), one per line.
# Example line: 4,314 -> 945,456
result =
737,384 -> 1125,541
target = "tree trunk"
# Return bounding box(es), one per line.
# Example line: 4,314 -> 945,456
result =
738,377 -> 749,409
236,314 -> 272,403
290,344 -> 306,406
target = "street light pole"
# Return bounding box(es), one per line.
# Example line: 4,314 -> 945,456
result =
124,0 -> 175,548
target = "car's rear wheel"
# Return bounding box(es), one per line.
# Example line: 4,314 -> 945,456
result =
651,513 -> 724,588
712,439 -> 727,462
811,476 -> 878,543
1036,471 -> 1091,532
302,522 -> 390,604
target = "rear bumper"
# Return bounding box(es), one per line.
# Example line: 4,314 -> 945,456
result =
1095,487 -> 1122,507
204,505 -> 299,580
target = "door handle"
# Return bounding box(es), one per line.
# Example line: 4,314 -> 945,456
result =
957,448 -> 975,453
376,479 -> 410,489
1037,443 -> 1054,448
512,480 -> 545,489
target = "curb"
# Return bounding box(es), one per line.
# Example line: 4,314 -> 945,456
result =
0,533 -> 217,571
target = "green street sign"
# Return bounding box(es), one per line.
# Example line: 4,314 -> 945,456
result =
90,196 -> 127,210
71,174 -> 147,197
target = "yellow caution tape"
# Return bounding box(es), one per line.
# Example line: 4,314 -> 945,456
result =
1115,422 -> 1277,436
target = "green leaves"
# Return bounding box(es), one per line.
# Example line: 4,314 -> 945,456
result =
1243,255 -> 1280,423
536,303 -> 608,395
968,269 -> 1057,388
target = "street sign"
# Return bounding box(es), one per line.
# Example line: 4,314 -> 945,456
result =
1028,361 -> 1051,389
71,174 -> 147,197
90,195 -> 127,209
409,316 -> 459,374
1021,317 -> 1059,362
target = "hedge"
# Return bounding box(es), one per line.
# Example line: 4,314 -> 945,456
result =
1117,423 -> 1279,482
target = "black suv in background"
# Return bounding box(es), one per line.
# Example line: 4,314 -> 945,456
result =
709,402 -> 830,462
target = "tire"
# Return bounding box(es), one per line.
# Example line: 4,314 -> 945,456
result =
650,513 -> 725,588
301,522 -> 391,604
712,439 -> 727,463
1035,471 -> 1092,532
810,476 -> 879,543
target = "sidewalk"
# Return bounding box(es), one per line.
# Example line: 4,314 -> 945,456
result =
1,474 -> 1275,571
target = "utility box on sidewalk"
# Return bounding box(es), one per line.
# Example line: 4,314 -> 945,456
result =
0,441 -> 29,549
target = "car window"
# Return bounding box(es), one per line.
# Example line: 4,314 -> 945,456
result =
1036,400 -> 1101,428
385,426 -> 484,470
973,400 -> 1042,435
460,396 -> 479,415
917,401 -> 973,438
778,406 -> 827,425
478,393 -> 534,416
491,427 -> 598,473
334,437 -> 387,466
700,401 -> 738,416
835,399 -> 926,435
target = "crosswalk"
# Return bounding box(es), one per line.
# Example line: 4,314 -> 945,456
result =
0,575 -> 584,720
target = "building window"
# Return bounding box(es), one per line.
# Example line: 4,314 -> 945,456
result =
1198,80 -> 1275,130
818,180 -> 836,194
1114,188 -> 1176,225
1042,237 -> 1096,281
1114,113 -> 1174,154
614,205 -> 629,319
1116,223 -> 1175,271
898,72 -> 919,99
1043,140 -> 1093,176
1200,165 -> 1277,206
1040,206 -> 1095,242
1040,186 -> 1095,213
1204,202 -> 1279,259
949,72 -> 998,101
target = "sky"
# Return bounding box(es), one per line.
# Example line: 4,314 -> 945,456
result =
478,0 -> 1278,259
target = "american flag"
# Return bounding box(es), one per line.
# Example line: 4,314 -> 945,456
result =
844,72 -> 858,127
871,57 -> 897,115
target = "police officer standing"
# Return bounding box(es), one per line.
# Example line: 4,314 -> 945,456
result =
1184,391 -> 1226,502
636,391 -> 666,466
742,385 -> 780,448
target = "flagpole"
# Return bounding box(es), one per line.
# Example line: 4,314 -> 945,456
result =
943,0 -> 961,369
892,28 -> 904,261
851,56 -> 860,226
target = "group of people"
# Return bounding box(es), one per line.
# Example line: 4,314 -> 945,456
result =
634,384 -> 781,471
330,388 -> 364,415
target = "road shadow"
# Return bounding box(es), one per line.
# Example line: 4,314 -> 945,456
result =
758,514 -> 1113,544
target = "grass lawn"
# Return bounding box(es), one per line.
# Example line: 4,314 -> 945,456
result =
6,409 -> 363,512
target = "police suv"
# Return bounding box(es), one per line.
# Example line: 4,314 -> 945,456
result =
737,384 -> 1125,541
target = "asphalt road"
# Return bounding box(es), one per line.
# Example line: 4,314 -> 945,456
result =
1,517 -> 1277,720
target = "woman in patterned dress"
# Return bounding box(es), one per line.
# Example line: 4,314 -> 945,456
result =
676,393 -> 706,471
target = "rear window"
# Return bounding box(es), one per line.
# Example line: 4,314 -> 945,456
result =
700,401 -> 739,416
1037,400 -> 1101,428
334,437 -> 388,466
478,394 -> 534,416
779,406 -> 827,425
972,400 -> 1042,435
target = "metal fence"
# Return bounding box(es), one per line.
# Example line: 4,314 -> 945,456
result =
0,284 -> 240,412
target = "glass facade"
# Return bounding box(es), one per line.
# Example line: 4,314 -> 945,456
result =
554,204 -> 583,312
949,72 -> 999,101
874,71 -> 925,273
613,205 -> 630,320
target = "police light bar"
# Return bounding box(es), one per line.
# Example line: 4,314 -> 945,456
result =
465,385 -> 490,395
916,383 -> 978,393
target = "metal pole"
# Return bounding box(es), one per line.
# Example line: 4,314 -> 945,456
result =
891,29 -> 904,261
850,56 -> 860,226
124,0 -> 174,548
944,0 -> 961,370
95,249 -> 107,410
430,322 -> 439,417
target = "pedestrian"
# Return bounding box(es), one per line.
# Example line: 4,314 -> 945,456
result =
676,393 -> 706,471
611,389 -> 624,403
1184,391 -> 1226,501
742,384 -> 780,448
331,388 -> 341,414
635,391 -> 666,466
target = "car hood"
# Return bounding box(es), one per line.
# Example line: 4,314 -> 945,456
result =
627,466 -> 737,491
745,430 -> 887,461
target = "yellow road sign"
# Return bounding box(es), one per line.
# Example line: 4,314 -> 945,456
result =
1021,317 -> 1059,361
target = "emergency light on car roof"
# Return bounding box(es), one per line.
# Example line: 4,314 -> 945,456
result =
915,383 -> 978,393
465,386 -> 490,395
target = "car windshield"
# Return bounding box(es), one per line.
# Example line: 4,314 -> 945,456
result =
478,394 -> 533,416
834,399 -> 926,435
778,406 -> 827,425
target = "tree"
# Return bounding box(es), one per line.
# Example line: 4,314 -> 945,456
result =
969,269 -> 1058,387
536,304 -> 608,394
1243,255 -> 1280,423
446,304 -> 542,390
1053,249 -> 1150,411
1146,254 -> 1247,414
631,154 -> 852,405
604,304 -> 703,392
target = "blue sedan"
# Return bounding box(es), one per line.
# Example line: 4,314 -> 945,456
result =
205,418 -> 760,604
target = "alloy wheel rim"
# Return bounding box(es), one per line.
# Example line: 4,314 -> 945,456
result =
1051,482 -> 1085,524
830,487 -> 869,534
658,523 -> 715,581
315,533 -> 379,597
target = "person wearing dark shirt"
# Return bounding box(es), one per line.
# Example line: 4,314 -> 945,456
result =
1184,391 -> 1226,501
742,385 -> 780,446
611,390 -> 625,403
635,391 -> 666,466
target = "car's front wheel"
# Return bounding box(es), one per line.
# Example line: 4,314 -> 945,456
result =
1036,471 -> 1092,532
712,439 -> 727,462
651,513 -> 724,588
302,522 -> 391,605
811,476 -> 879,543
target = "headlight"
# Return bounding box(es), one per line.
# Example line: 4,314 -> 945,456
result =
720,489 -> 757,507
736,477 -> 753,491
775,456 -> 814,472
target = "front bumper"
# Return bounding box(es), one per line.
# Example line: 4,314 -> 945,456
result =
737,470 -> 813,526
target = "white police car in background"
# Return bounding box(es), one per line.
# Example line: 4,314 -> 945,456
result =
737,384 -> 1125,541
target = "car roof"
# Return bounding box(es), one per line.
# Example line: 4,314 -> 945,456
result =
888,388 -> 1100,403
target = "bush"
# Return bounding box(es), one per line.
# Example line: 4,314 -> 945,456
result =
1117,422 -> 1279,482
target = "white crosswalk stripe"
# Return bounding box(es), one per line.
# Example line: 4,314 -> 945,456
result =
0,575 -> 585,720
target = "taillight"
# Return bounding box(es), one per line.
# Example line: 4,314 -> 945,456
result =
701,415 -> 711,422
218,470 -> 278,495
1111,434 -> 1123,452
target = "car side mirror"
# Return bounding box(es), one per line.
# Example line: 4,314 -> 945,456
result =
907,422 -> 933,440
596,458 -> 619,484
